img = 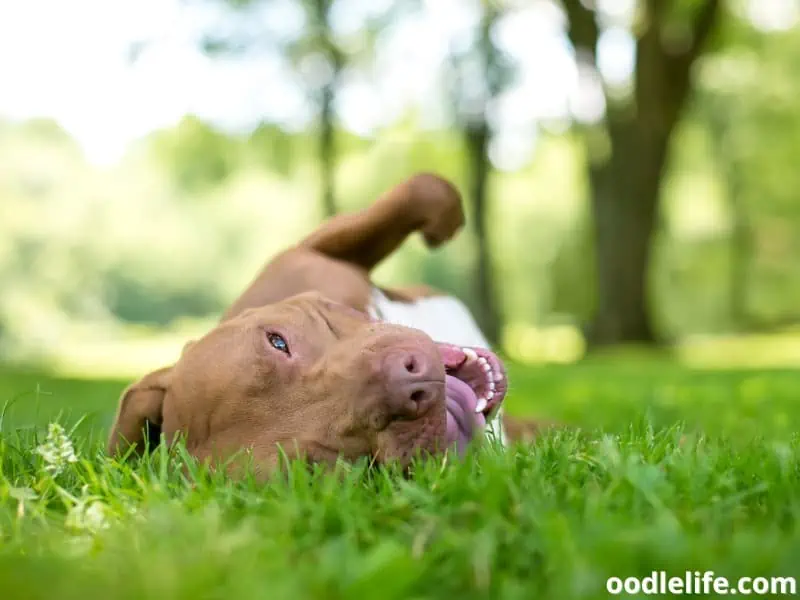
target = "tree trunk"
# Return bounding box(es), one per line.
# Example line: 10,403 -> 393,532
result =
319,81 -> 336,218
310,0 -> 338,219
466,123 -> 501,344
587,126 -> 664,345
562,0 -> 722,348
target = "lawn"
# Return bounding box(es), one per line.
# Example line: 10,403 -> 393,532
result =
1,359 -> 799,599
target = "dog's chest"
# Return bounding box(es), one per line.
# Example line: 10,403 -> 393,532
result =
367,289 -> 491,349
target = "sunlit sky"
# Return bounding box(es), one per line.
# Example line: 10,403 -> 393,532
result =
1,0 -> 789,167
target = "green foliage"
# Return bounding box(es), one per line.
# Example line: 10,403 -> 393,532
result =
247,123 -> 302,177
661,15 -> 800,332
148,116 -> 244,193
1,361 -> 800,599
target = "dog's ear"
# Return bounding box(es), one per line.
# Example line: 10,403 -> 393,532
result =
108,366 -> 172,457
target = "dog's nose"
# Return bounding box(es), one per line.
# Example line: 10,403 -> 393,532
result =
382,350 -> 442,419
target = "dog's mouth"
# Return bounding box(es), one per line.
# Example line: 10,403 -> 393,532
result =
437,343 -> 508,452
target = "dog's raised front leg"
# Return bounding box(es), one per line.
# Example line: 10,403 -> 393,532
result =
299,173 -> 465,273
221,174 -> 465,321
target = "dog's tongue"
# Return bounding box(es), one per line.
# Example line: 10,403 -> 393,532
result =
444,374 -> 486,452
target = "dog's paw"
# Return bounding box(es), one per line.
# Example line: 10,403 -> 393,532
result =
406,173 -> 465,248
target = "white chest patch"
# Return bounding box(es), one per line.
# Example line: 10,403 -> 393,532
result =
368,288 -> 506,446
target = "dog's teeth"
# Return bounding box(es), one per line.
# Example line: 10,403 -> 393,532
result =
475,397 -> 487,413
482,363 -> 491,372
478,356 -> 488,364
489,381 -> 496,392
463,348 -> 478,361
487,391 -> 494,400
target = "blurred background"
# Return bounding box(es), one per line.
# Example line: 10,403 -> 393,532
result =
2,0 -> 800,380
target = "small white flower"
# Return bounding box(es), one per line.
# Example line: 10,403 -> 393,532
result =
84,502 -> 110,532
36,423 -> 78,476
66,500 -> 110,534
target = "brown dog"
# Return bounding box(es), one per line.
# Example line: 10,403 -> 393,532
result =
108,174 -> 541,476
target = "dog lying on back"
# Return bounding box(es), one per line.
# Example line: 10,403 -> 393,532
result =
108,174 -> 542,477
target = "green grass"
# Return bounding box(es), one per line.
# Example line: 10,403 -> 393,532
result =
1,361 -> 800,599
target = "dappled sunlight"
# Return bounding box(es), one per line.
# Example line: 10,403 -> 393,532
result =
503,322 -> 800,371
502,322 -> 586,365
677,330 -> 800,369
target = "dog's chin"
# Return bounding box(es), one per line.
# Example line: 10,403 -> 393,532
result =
438,342 -> 507,452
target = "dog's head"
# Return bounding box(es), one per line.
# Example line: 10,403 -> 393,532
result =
108,292 -> 507,475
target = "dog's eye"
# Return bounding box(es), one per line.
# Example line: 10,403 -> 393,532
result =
267,333 -> 290,355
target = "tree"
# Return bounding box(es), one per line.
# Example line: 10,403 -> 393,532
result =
197,0 -> 403,220
693,16 -> 800,332
278,0 -> 412,218
288,0 -> 344,218
446,2 -> 516,344
195,0 -> 345,217
562,0 -> 724,346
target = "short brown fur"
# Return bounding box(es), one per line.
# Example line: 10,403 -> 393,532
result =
108,173 -> 546,476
